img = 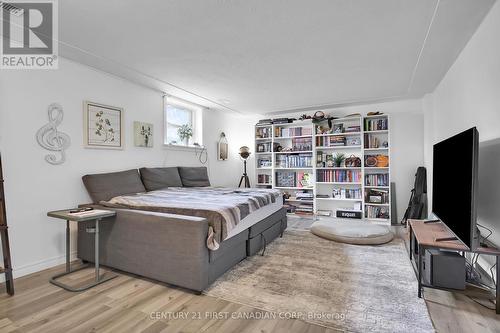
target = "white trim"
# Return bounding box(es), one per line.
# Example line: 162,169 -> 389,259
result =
163,143 -> 205,152
0,251 -> 77,283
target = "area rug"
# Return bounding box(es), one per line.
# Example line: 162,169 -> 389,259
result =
205,229 -> 434,333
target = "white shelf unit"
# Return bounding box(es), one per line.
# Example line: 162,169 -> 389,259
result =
363,114 -> 391,223
254,115 -> 391,223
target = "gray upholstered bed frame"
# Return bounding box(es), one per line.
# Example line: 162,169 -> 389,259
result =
77,166 -> 287,292
77,206 -> 286,292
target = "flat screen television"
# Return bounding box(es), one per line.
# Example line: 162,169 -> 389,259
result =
432,127 -> 479,249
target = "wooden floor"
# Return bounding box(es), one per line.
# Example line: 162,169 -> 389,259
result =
1,262 -> 500,332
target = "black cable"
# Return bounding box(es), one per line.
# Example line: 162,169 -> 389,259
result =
195,145 -> 208,164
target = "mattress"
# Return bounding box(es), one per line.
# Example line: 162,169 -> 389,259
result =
225,194 -> 283,240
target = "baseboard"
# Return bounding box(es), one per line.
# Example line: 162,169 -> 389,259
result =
0,251 -> 77,283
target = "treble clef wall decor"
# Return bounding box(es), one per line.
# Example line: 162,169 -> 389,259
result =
36,103 -> 71,165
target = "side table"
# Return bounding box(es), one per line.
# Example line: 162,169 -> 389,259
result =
47,209 -> 118,291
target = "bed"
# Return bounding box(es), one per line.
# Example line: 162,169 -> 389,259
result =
77,167 -> 287,292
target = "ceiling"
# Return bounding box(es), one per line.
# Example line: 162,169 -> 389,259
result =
58,0 -> 495,114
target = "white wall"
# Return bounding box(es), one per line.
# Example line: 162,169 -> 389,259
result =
0,58 -> 256,279
422,1 -> 500,273
423,0 -> 500,239
271,98 -> 425,222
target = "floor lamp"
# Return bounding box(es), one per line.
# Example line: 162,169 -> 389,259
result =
238,146 -> 251,188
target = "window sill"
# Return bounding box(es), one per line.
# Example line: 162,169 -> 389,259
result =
163,143 -> 205,152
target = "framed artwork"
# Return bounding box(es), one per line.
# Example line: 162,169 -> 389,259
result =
83,101 -> 124,149
134,121 -> 153,147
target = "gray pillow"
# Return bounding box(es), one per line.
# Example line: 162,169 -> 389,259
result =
82,169 -> 146,203
139,167 -> 183,191
178,167 -> 211,187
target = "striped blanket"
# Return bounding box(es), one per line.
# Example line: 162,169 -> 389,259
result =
101,187 -> 281,250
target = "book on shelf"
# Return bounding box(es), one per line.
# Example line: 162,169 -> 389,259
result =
257,157 -> 272,168
257,174 -> 272,184
296,191 -> 314,200
364,118 -> 388,131
272,118 -> 293,124
336,209 -> 362,219
344,125 -> 361,133
275,171 -> 313,188
364,173 -> 389,186
317,169 -> 361,183
296,171 -> 313,188
274,126 -> 312,137
316,135 -> 346,147
332,188 -> 362,199
364,134 -> 385,148
365,205 -> 390,219
275,153 -> 312,168
256,142 -> 272,153
292,137 -> 312,151
255,127 -> 272,138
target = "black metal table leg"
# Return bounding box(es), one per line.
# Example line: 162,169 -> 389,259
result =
409,224 -> 413,261
418,244 -> 423,298
50,218 -> 117,292
496,255 -> 500,314
66,220 -> 70,272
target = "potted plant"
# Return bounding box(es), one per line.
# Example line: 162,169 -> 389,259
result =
177,124 -> 193,145
333,152 -> 346,167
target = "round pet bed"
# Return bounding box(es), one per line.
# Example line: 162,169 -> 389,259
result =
310,220 -> 394,245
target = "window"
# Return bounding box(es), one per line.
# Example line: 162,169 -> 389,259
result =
164,96 -> 203,147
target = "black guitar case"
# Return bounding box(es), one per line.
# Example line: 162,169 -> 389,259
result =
401,166 -> 428,225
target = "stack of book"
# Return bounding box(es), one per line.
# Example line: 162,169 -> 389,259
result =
317,170 -> 361,183
272,118 -> 292,124
296,191 -> 314,201
344,125 -> 361,133
257,119 -> 273,125
257,157 -> 271,168
316,136 -> 346,147
276,154 -> 312,168
364,118 -> 388,131
365,174 -> 389,186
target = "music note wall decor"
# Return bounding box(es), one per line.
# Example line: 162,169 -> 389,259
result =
36,103 -> 71,165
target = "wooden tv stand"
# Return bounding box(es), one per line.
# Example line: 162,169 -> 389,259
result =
408,219 -> 500,314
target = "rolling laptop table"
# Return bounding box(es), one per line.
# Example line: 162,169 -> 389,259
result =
47,209 -> 117,292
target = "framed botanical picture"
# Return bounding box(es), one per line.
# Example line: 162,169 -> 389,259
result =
134,121 -> 153,148
83,101 -> 124,149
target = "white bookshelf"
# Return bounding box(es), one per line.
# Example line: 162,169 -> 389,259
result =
254,114 -> 391,223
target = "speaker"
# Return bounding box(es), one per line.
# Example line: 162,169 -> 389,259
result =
423,249 -> 466,290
